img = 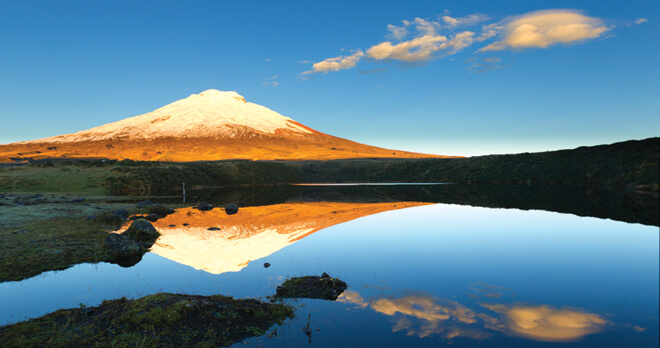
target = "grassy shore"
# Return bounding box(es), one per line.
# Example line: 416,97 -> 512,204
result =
0,164 -> 120,195
0,293 -> 294,347
0,194 -> 150,282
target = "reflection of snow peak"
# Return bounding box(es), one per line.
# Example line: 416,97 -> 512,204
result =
25,89 -> 311,143
152,227 -> 314,274
133,202 -> 430,274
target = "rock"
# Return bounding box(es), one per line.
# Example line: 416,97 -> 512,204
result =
112,209 -> 129,220
148,204 -> 174,218
105,233 -> 141,254
122,219 -> 160,242
105,233 -> 143,267
147,213 -> 159,222
225,203 -> 239,215
136,199 -> 154,208
97,210 -> 129,229
207,227 -> 221,231
197,202 -> 214,211
264,263 -> 271,268
275,274 -> 348,300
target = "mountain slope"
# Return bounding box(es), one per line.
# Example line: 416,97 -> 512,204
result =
0,90 -> 447,162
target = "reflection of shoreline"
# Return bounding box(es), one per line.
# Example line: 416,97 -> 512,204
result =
181,184 -> 659,227
338,287 -> 617,342
124,202 -> 430,274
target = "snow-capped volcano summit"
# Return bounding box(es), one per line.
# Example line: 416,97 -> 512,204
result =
27,89 -> 312,143
1,90 -> 445,162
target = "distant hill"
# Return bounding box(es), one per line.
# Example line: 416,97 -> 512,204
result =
20,137 -> 649,195
0,90 -> 446,162
291,137 -> 659,189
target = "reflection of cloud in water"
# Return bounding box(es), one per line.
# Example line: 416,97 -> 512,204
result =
339,290 -> 492,340
632,325 -> 646,332
339,290 -> 611,342
126,202 -> 429,274
482,304 -> 610,342
338,290 -> 368,308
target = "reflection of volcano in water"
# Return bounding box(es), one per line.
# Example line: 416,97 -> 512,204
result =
139,202 -> 430,274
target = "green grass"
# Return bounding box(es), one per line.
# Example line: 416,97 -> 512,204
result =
0,217 -> 109,282
0,199 -> 147,282
0,165 -> 117,195
0,293 -> 294,347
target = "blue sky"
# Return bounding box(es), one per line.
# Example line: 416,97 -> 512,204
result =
1,0 -> 657,156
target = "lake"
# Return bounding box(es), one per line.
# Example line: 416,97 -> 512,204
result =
1,184 -> 658,347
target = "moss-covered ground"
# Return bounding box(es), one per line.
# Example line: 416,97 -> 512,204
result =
0,164 -> 125,195
0,193 -> 172,282
0,293 -> 294,347
275,274 -> 348,300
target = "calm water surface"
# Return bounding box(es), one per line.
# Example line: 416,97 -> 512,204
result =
0,185 -> 657,347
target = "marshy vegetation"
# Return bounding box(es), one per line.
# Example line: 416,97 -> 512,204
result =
0,292 -> 295,347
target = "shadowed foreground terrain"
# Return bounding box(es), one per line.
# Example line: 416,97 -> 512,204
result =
0,292 -> 294,347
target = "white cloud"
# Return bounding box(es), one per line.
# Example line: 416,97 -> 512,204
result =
443,31 -> 476,54
466,56 -> 505,73
387,24 -> 408,40
635,18 -> 648,25
366,34 -> 448,62
442,13 -> 489,28
301,9 -> 612,75
413,17 -> 439,36
480,10 -> 609,51
301,50 -> 364,75
476,23 -> 502,42
262,75 -> 279,87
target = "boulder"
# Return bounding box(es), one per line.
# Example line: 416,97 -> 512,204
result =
112,209 -> 129,220
105,233 -> 143,267
225,203 -> 239,215
122,219 -> 160,242
275,274 -> 348,300
97,210 -> 129,230
148,204 -> 174,218
146,213 -> 159,222
197,202 -> 214,211
136,200 -> 154,208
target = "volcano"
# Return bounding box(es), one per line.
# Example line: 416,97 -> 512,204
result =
0,90 -> 446,162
